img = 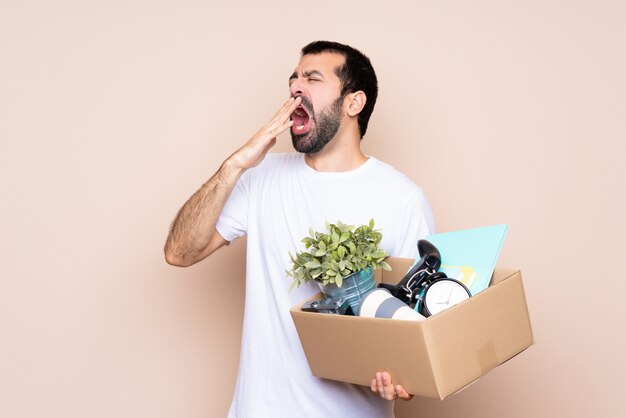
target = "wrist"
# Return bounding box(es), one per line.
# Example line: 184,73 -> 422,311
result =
221,156 -> 246,183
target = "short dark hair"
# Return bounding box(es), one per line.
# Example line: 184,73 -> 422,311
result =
301,41 -> 378,138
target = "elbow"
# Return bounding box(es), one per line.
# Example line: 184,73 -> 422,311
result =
164,235 -> 223,267
164,246 -> 194,267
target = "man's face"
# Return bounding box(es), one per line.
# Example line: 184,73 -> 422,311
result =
288,52 -> 346,154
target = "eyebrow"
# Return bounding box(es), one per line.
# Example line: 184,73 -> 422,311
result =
289,70 -> 325,83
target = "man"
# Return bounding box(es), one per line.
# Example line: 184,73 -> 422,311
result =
165,41 -> 435,417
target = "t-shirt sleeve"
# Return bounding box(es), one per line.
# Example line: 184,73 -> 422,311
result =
215,172 -> 250,243
393,188 -> 436,259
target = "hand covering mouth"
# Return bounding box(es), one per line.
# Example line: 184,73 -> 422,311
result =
291,97 -> 312,135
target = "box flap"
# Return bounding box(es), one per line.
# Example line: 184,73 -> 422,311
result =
379,257 -> 415,285
490,267 -> 519,285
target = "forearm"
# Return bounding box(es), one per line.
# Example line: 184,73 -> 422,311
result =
164,158 -> 243,266
164,96 -> 300,266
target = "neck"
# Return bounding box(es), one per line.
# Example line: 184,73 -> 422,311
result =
304,125 -> 367,172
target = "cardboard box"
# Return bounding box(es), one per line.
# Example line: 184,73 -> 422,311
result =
289,257 -> 534,400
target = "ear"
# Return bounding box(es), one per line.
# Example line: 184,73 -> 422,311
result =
346,91 -> 367,117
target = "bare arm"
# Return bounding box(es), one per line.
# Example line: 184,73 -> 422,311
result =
164,160 -> 240,267
164,96 -> 301,267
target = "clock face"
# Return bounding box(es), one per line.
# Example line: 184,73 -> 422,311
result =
424,279 -> 470,316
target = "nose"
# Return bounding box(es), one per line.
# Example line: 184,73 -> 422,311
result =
289,77 -> 305,98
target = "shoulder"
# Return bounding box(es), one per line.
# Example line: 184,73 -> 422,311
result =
366,157 -> 432,216
367,157 -> 424,194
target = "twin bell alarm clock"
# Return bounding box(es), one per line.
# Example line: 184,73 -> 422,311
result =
377,240 -> 471,317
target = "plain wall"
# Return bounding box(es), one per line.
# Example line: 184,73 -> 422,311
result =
1,1 -> 624,417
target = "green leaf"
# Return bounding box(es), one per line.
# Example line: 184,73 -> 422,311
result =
369,218 -> 375,229
380,261 -> 392,271
372,250 -> 387,259
336,274 -> 343,287
315,249 -> 326,257
337,245 -> 346,259
304,261 -> 321,269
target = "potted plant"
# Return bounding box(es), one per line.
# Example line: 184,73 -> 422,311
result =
287,219 -> 392,312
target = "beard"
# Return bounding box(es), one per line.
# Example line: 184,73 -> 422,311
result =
291,95 -> 344,154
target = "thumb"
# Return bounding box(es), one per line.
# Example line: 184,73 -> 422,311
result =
395,385 -> 413,401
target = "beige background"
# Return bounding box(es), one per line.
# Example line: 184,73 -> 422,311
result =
1,0 -> 625,417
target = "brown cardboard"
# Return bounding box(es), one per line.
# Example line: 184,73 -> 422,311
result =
289,258 -> 534,400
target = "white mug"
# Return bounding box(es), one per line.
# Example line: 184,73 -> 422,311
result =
358,288 -> 426,321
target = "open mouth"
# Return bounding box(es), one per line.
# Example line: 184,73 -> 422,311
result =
291,104 -> 311,135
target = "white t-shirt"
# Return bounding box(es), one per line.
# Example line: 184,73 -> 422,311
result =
216,153 -> 435,418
